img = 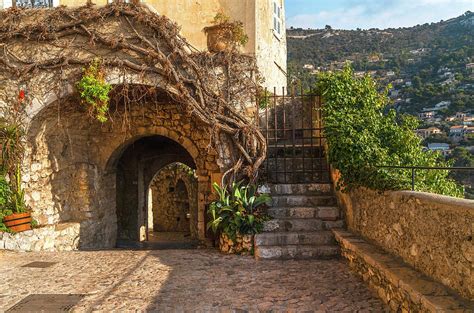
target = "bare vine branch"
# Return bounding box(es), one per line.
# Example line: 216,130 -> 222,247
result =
0,3 -> 267,181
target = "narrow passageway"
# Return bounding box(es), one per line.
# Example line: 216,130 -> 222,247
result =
114,136 -> 200,249
0,250 -> 388,312
145,162 -> 199,249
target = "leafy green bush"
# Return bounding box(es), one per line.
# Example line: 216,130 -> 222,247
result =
317,65 -> 463,197
77,59 -> 112,123
207,181 -> 271,241
0,176 -> 13,232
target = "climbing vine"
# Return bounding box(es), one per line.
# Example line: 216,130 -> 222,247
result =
0,3 -> 266,181
77,59 -> 112,122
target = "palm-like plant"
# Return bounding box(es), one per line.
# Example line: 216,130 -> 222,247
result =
0,105 -> 27,214
207,181 -> 271,241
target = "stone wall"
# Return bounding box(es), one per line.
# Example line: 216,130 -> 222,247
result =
333,179 -> 474,300
13,97 -> 228,250
149,163 -> 198,237
334,229 -> 474,312
0,223 -> 80,252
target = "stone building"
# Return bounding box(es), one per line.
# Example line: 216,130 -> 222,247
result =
0,3 -> 271,250
0,0 -> 287,91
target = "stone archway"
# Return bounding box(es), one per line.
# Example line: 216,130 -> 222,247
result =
113,136 -> 197,244
23,88 -> 228,250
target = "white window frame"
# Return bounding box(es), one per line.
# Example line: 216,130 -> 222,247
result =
272,0 -> 283,38
4,0 -> 59,8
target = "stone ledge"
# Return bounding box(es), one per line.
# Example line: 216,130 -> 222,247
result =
0,222 -> 80,252
387,190 -> 474,213
333,229 -> 474,312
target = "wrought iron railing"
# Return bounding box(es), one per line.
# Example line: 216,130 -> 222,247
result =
378,165 -> 474,198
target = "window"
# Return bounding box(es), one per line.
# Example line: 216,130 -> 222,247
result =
2,0 -> 59,8
14,0 -> 54,8
273,1 -> 283,37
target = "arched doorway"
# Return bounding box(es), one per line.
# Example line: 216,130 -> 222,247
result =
114,136 -> 197,247
23,86 -> 227,250
147,162 -> 198,247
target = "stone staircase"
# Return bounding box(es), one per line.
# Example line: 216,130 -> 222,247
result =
254,183 -> 343,260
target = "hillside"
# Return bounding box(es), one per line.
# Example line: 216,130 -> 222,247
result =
287,11 -> 474,115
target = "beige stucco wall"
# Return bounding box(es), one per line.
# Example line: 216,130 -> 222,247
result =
256,0 -> 287,91
1,0 -> 286,90
146,0 -> 287,90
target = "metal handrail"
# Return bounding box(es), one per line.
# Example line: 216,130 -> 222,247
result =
378,165 -> 474,191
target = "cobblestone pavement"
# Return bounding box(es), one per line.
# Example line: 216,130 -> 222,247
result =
0,249 -> 388,312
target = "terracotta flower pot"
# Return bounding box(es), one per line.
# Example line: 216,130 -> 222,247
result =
3,212 -> 32,232
219,233 -> 254,255
204,25 -> 234,53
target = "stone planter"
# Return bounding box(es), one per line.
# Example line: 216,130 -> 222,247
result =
3,212 -> 32,232
219,233 -> 253,255
204,25 -> 234,53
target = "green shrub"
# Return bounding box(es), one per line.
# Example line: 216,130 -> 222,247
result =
207,181 -> 271,241
77,59 -> 112,123
317,65 -> 463,197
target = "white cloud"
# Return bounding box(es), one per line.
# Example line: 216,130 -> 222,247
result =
287,0 -> 473,29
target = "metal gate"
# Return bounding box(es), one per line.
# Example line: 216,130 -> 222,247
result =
256,88 -> 330,184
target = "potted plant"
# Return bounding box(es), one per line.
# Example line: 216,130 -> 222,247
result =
207,181 -> 271,255
0,94 -> 32,233
203,13 -> 249,53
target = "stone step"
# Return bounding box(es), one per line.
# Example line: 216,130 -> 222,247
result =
255,244 -> 340,260
264,172 -> 331,185
271,195 -> 336,207
268,206 -> 340,220
255,231 -> 336,246
265,159 -> 328,171
266,183 -> 333,195
263,218 -> 344,232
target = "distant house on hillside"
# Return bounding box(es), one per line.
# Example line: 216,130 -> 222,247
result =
465,127 -> 474,135
427,143 -> 451,156
419,111 -> 435,120
456,112 -> 467,119
450,125 -> 467,142
415,127 -> 442,139
422,101 -> 451,112
462,116 -> 474,126
450,125 -> 466,134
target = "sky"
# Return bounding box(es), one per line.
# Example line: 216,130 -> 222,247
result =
286,0 -> 474,30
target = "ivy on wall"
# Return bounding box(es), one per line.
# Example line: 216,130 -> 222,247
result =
317,66 -> 463,197
77,59 -> 112,123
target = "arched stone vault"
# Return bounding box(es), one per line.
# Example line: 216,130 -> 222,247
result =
25,91 -> 227,248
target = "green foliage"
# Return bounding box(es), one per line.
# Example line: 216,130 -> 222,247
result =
448,147 -> 474,199
257,89 -> 273,109
287,11 -> 474,114
31,218 -> 39,229
207,181 -> 271,241
210,13 -> 249,47
318,66 -> 463,197
0,176 -> 12,232
0,113 -> 27,214
77,59 -> 112,123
